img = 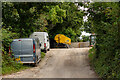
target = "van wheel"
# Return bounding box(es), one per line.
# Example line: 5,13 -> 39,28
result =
48,48 -> 50,51
44,50 -> 47,53
33,63 -> 37,67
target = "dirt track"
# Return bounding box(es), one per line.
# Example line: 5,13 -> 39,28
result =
3,48 -> 98,78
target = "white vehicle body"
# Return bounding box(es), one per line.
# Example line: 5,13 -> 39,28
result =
30,32 -> 50,52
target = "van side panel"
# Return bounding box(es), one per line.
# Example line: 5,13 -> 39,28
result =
38,33 -> 44,50
46,33 -> 50,50
34,39 -> 41,62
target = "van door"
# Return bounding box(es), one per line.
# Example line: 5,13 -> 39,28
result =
21,39 -> 33,62
39,35 -> 44,50
21,39 -> 33,55
11,40 -> 21,58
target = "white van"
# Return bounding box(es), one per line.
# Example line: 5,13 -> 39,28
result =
29,32 -> 50,53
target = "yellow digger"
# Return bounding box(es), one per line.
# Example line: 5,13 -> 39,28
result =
54,34 -> 71,48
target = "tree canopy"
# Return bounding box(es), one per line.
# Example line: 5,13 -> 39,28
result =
2,2 -> 84,41
85,2 -> 120,78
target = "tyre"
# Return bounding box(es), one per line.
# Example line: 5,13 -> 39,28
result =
33,62 -> 37,67
44,50 -> 47,53
33,56 -> 38,67
48,48 -> 50,51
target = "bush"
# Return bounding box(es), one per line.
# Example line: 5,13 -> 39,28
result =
2,51 -> 29,75
87,2 -> 120,79
88,47 -> 96,61
41,52 -> 45,58
1,28 -> 29,75
89,47 -> 120,79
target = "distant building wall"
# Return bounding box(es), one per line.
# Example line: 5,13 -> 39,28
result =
70,42 -> 90,48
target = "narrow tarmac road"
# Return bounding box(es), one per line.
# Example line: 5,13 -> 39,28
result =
3,48 -> 98,78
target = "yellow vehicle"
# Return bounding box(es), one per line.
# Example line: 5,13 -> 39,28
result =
54,34 -> 71,48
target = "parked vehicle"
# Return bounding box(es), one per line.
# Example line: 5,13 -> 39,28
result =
29,32 -> 50,53
54,34 -> 71,48
10,38 -> 41,66
90,34 -> 96,47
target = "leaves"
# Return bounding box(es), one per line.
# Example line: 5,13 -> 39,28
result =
48,5 -> 66,24
86,2 -> 120,78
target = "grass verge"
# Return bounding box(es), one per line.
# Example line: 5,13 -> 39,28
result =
2,64 -> 30,75
41,52 -> 45,58
88,47 -> 120,79
2,52 -> 46,75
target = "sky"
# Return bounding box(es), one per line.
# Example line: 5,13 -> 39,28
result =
81,31 -> 91,36
79,31 -> 91,39
75,2 -> 92,38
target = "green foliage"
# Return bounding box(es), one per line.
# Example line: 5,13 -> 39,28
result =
2,51 -> 30,75
77,38 -> 81,42
1,28 -> 18,52
2,2 -> 83,41
86,2 -> 120,79
48,2 -> 84,41
41,52 -> 45,58
88,47 -> 96,63
63,27 -> 76,42
48,5 -> 66,24
89,48 -> 120,79
33,14 -> 48,32
82,35 -> 89,42
1,28 -> 29,75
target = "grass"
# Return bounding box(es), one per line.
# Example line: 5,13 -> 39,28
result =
41,52 -> 45,58
2,63 -> 31,75
2,52 -> 46,75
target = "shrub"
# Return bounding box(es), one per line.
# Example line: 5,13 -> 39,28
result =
41,52 -> 45,58
1,28 -> 29,75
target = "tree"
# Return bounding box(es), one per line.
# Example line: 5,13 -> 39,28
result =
85,2 -> 120,78
48,2 -> 84,42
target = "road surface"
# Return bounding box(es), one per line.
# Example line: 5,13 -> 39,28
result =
3,48 -> 98,78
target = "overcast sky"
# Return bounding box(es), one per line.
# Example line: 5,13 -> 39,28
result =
77,3 -> 91,37
79,31 -> 91,39
81,31 -> 91,36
